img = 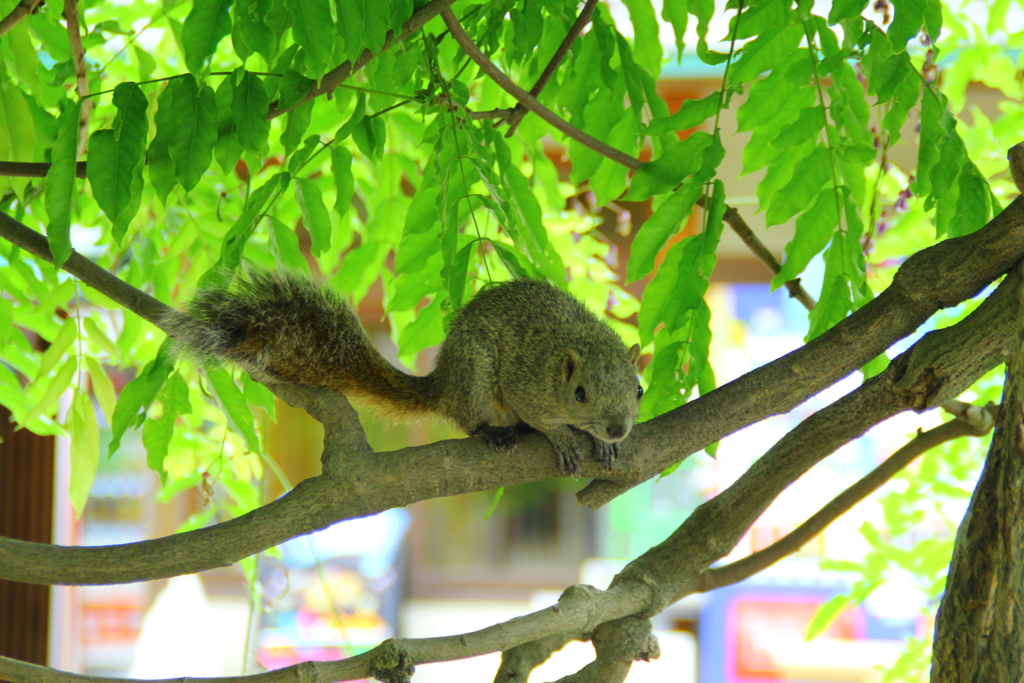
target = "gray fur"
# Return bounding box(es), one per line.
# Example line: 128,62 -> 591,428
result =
166,272 -> 642,476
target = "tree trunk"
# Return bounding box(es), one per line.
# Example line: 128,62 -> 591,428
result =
931,267 -> 1024,681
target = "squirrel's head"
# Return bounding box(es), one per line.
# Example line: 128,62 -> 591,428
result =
558,342 -> 642,443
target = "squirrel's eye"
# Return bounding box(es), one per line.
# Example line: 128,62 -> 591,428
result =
575,386 -> 586,402
636,385 -> 644,400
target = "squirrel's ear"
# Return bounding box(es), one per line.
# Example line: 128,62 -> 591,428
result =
628,343 -> 641,369
563,349 -> 581,382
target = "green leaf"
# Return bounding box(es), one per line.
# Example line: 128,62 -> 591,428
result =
44,101 -> 81,270
35,319 -> 77,382
231,70 -> 270,153
627,178 -> 703,283
108,343 -> 173,458
85,356 -> 117,424
806,235 -> 852,341
219,172 -> 288,268
882,64 -> 921,144
242,373 -> 277,422
765,146 -> 833,227
214,75 -> 242,173
149,83 -> 178,204
729,23 -> 802,86
182,0 -> 233,74
773,189 -> 839,288
332,145 -> 354,219
2,83 -> 35,171
661,0 -> 687,56
282,101 -> 313,154
87,82 -> 149,243
169,75 -> 217,192
395,185 -> 440,274
869,51 -> 913,103
646,92 -> 720,136
625,132 -> 714,201
771,106 -> 825,150
21,356 -> 77,426
295,178 -> 332,256
827,0 -> 869,23
235,0 -> 275,60
268,217 -> 309,273
7,24 -> 43,96
501,164 -> 565,284
950,162 -> 990,237
277,69 -> 314,110
143,407 -> 175,482
285,0 -> 334,75
887,0 -> 924,48
806,594 -> 850,640
208,367 -> 261,454
621,0 -> 661,76
337,1 -> 365,62
69,391 -> 100,517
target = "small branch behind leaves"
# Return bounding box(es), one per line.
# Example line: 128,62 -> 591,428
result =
63,0 -> 93,157
502,0 -> 599,137
0,0 -> 41,37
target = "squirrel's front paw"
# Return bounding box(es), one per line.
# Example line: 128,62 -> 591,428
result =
473,425 -> 520,451
591,438 -> 619,469
544,428 -> 591,478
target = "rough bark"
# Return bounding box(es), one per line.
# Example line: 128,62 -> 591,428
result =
931,265 -> 1024,681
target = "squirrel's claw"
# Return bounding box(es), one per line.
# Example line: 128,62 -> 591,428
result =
473,425 -> 520,451
592,438 -> 619,469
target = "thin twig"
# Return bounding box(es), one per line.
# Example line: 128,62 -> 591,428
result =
0,0 -> 42,37
503,0 -> 599,137
443,8 -> 640,170
674,409 -> 996,600
716,200 -> 817,311
443,7 -> 818,308
266,0 -> 456,119
63,0 -> 93,157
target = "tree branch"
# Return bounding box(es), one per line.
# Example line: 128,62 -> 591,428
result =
607,265 -> 1019,614
0,0 -> 42,37
931,262 -> 1024,680
676,406 -> 997,600
0,161 -> 89,179
0,188 -> 1021,583
579,196 -> 1024,509
502,0 -> 599,137
63,0 -> 93,157
442,8 -> 639,170
265,0 -> 455,120
442,7 -> 817,309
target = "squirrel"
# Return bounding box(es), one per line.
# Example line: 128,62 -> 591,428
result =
164,270 -> 643,477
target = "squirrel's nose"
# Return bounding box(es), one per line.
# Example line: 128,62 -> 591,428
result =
606,423 -> 629,441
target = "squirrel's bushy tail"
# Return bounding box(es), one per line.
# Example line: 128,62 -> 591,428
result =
163,270 -> 435,421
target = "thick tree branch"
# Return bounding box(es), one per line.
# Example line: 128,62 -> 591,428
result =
579,196 -> 1024,509
931,263 -> 1024,680
0,190 -> 1021,584
677,406 -> 997,599
0,0 -> 42,37
608,266 -> 1018,615
265,0 -> 455,119
502,0 -> 599,136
